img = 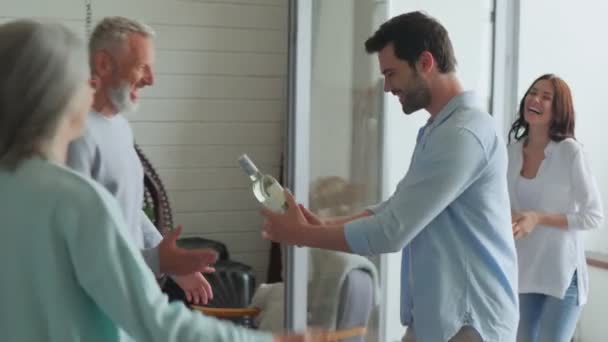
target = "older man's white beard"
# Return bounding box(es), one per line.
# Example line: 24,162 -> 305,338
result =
108,82 -> 139,113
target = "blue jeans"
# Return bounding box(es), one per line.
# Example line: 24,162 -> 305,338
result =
517,272 -> 582,342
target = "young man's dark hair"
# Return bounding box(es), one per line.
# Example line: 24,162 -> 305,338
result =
365,11 -> 457,73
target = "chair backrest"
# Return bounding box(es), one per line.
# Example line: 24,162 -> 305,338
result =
249,267 -> 374,336
335,269 -> 374,342
307,249 -> 377,338
203,260 -> 257,327
177,237 -> 230,261
134,143 -> 173,235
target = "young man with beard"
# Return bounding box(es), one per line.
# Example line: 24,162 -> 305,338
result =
261,11 -> 519,342
67,17 -> 214,306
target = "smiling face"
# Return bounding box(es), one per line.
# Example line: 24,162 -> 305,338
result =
377,43 -> 431,115
510,74 -> 577,143
523,79 -> 554,129
94,32 -> 155,113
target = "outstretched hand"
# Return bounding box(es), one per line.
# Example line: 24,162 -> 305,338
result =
158,225 -> 218,275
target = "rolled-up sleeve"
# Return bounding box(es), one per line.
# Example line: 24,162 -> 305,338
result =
366,200 -> 390,214
345,128 -> 487,255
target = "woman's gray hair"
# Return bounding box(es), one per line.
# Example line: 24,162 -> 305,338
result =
0,19 -> 88,170
89,16 -> 155,62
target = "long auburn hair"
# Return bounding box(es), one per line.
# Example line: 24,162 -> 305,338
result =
508,74 -> 576,143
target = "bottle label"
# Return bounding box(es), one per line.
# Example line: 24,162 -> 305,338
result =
264,181 -> 286,212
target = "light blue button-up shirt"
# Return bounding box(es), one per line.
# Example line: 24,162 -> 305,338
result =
345,92 -> 518,342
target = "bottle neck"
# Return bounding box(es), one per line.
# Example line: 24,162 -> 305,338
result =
249,171 -> 262,182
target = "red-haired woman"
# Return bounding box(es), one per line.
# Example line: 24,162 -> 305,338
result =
507,74 -> 604,342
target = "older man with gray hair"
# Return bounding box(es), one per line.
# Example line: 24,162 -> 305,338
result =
67,16 -> 214,305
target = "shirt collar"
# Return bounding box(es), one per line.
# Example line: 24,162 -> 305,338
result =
519,139 -> 557,157
426,91 -> 480,131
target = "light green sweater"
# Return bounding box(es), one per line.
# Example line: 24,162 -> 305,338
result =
0,157 -> 273,342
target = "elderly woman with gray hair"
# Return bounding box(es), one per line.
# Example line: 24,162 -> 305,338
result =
0,19 -> 325,342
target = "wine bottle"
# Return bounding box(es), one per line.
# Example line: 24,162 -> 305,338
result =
238,154 -> 287,212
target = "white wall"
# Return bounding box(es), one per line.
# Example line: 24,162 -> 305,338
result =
1,0 -> 288,281
517,0 -> 608,254
382,2 -> 495,341
578,265 -> 608,341
576,267 -> 608,342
